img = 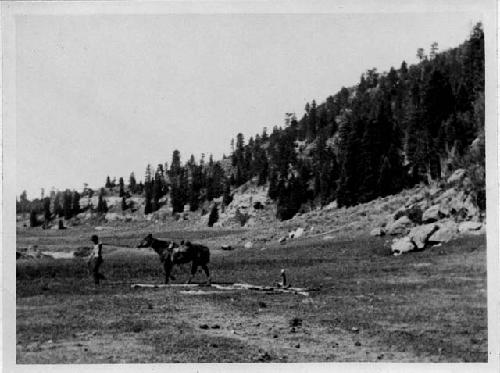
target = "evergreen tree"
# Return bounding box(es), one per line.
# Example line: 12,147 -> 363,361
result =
43,197 -> 51,224
121,197 -> 127,211
208,204 -> 219,227
29,210 -> 38,227
105,176 -> 112,188
144,182 -> 153,215
53,192 -> 63,217
129,172 -> 137,194
97,189 -> 108,215
72,191 -> 81,216
119,177 -> 125,197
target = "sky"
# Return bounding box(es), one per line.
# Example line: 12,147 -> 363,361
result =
15,12 -> 481,199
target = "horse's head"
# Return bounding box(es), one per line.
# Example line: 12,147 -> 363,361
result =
137,234 -> 154,248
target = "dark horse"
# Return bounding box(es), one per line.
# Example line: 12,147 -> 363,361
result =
137,234 -> 211,284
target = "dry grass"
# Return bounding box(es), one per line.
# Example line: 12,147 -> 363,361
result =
16,224 -> 487,363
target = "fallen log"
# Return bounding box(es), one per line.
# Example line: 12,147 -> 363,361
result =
131,283 -> 200,289
131,282 -> 315,296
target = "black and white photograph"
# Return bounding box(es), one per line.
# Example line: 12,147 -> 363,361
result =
2,0 -> 499,371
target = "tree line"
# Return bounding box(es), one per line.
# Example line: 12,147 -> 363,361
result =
18,23 -> 484,224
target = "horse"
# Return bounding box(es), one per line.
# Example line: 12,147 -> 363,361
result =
137,234 -> 211,285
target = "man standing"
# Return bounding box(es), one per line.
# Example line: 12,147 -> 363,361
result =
88,234 -> 105,285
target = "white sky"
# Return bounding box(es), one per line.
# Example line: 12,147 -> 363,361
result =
16,12 -> 480,199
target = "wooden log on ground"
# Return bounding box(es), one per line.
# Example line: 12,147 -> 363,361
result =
131,283 -> 199,289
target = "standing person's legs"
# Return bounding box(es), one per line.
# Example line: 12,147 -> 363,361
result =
93,258 -> 102,284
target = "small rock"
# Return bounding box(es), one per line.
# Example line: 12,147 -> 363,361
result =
258,301 -> 267,308
290,327 -> 296,333
279,237 -> 287,244
351,327 -> 359,333
294,343 -> 300,348
377,354 -> 384,360
244,241 -> 253,249
354,341 -> 361,347
199,324 -> 209,330
147,303 -> 153,309
211,324 -> 220,329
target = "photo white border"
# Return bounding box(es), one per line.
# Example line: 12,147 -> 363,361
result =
2,1 -> 498,372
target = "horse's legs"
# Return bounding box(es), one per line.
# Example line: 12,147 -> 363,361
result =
187,262 -> 197,284
163,262 -> 171,284
201,264 -> 211,285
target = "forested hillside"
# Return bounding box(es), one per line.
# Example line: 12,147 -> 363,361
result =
18,23 -> 485,223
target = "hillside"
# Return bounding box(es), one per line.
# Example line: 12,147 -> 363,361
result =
17,23 -> 485,231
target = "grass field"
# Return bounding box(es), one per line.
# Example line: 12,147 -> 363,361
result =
16,225 -> 487,363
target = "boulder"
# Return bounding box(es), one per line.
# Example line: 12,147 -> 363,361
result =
408,223 -> 438,249
422,205 -> 440,223
221,245 -> 234,251
289,227 -> 305,239
429,221 -> 458,243
386,216 -> 413,235
278,237 -> 287,244
391,236 -> 415,255
370,227 -> 385,236
447,169 -> 466,185
244,241 -> 253,249
458,221 -> 483,234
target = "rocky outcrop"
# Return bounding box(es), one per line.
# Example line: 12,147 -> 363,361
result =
458,221 -> 483,233
408,224 -> 438,249
422,205 -> 441,223
386,216 -> 413,235
428,220 -> 458,243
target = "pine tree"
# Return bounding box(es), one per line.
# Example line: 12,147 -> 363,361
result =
72,191 -> 80,216
121,197 -> 127,211
105,176 -> 112,188
144,182 -> 153,215
43,197 -> 51,224
208,204 -> 219,227
29,209 -> 38,227
129,172 -> 137,194
53,192 -> 63,217
97,189 -> 108,215
119,177 -> 125,197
